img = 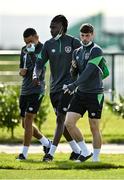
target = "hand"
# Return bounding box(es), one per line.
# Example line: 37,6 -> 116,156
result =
63,83 -> 76,95
32,78 -> 40,86
19,68 -> 27,76
72,60 -> 77,68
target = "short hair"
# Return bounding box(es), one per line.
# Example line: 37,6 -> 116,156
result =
51,15 -> 68,33
80,23 -> 94,33
23,28 -> 37,38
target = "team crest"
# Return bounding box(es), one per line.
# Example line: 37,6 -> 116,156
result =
85,52 -> 90,60
65,46 -> 71,53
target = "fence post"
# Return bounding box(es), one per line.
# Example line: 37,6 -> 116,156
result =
111,54 -> 115,101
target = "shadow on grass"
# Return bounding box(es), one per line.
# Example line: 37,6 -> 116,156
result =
54,161 -> 124,170
0,160 -> 124,170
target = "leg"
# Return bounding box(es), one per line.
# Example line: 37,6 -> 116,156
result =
48,112 -> 81,160
64,93 -> 92,160
16,112 -> 34,160
42,112 -> 65,161
89,118 -> 102,161
20,93 -> 50,148
44,93 -> 66,159
63,126 -> 73,142
22,116 -> 43,139
65,112 -> 92,162
65,112 -> 82,141
43,92 -> 80,162
22,117 -> 50,152
23,112 -> 34,146
17,94 -> 50,160
63,125 -> 82,160
52,112 -> 65,146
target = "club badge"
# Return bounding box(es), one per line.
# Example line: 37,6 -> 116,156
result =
65,46 -> 71,53
85,52 -> 90,60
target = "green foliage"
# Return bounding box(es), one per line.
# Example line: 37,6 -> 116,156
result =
0,84 -> 20,138
0,154 -> 124,179
0,84 -> 49,139
35,95 -> 50,131
106,94 -> 124,118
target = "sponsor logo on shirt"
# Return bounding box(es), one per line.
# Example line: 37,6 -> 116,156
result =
91,112 -> 96,116
65,46 -> 71,53
76,56 -> 79,60
51,49 -> 56,53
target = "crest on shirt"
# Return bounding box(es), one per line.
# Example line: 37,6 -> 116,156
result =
85,52 -> 90,60
51,49 -> 56,53
65,46 -> 71,53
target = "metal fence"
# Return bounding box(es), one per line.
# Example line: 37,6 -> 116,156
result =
0,51 -> 124,100
104,52 -> 124,100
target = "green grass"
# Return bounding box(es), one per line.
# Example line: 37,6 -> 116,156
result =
0,75 -> 21,83
0,153 -> 124,179
0,65 -> 19,71
0,55 -> 20,82
0,55 -> 19,61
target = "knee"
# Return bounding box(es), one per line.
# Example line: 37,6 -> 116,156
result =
90,126 -> 96,134
25,112 -> 34,120
24,113 -> 34,129
64,117 -> 73,131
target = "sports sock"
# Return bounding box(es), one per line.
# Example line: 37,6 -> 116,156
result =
92,148 -> 100,162
22,146 -> 29,158
48,144 -> 57,156
39,136 -> 50,147
78,141 -> 91,157
68,140 -> 81,154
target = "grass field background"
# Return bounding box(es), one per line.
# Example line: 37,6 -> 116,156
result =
0,154 -> 124,179
0,96 -> 124,144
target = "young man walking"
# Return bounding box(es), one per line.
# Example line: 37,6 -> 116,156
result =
64,23 -> 109,162
17,28 -> 51,160
33,15 -> 91,161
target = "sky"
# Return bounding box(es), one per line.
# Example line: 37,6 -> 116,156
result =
0,0 -> 124,18
0,0 -> 124,49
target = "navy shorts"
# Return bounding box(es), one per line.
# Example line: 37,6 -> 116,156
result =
50,91 -> 73,115
19,94 -> 44,117
68,92 -> 104,119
